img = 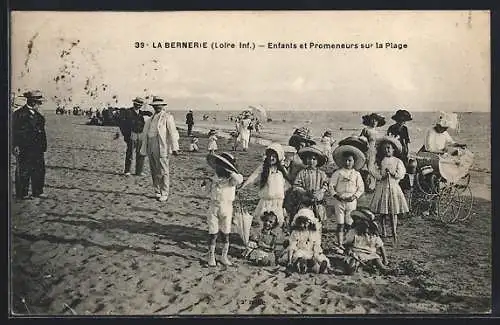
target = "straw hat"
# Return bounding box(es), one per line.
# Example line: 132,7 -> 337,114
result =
266,143 -> 285,162
206,152 -> 238,174
362,113 -> 386,127
22,90 -> 44,103
332,145 -> 366,170
391,109 -> 413,122
338,136 -> 369,153
351,208 -> 380,233
151,96 -> 168,106
288,127 -> 316,149
376,135 -> 403,154
132,96 -> 145,105
298,145 -> 328,167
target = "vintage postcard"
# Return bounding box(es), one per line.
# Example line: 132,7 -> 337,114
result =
9,11 -> 491,315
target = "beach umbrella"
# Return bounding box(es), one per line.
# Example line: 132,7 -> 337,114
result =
249,105 -> 267,121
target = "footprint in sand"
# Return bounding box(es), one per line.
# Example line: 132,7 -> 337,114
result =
284,282 -> 299,291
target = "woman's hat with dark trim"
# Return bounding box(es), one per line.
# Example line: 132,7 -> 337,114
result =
338,136 -> 369,153
362,113 -> 386,127
207,152 -> 238,174
332,145 -> 366,170
288,127 -> 316,149
298,145 -> 328,167
391,109 -> 413,122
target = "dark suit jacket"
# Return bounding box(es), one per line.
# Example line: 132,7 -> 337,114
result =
186,112 -> 194,125
12,105 -> 47,153
118,108 -> 146,141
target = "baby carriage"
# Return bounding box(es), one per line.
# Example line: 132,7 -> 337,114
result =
408,147 -> 474,223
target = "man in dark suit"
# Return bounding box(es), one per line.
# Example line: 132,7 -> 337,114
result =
185,109 -> 194,136
118,97 -> 147,176
12,90 -> 48,200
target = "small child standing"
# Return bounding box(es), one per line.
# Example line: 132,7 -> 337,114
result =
239,143 -> 290,227
320,130 -> 335,165
343,208 -> 389,274
189,137 -> 200,152
208,129 -> 218,154
242,211 -> 279,266
368,135 -> 409,238
330,145 -> 366,252
293,145 -> 329,224
205,152 -> 244,266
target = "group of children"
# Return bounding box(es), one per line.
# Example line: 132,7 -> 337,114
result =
202,110 -> 414,275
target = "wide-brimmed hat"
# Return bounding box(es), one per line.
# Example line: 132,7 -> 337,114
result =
22,90 -> 44,101
376,135 -> 403,154
362,113 -> 386,127
265,143 -> 285,162
288,134 -> 316,149
207,152 -> 238,174
133,96 -> 145,105
391,109 -> 413,122
298,145 -> 328,167
332,145 -> 366,170
351,208 -> 380,233
150,96 -> 168,106
435,111 -> 458,129
338,136 -> 369,153
260,211 -> 279,229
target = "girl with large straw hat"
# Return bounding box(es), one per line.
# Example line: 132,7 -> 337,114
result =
239,143 -> 290,227
205,152 -> 244,267
330,145 -> 366,251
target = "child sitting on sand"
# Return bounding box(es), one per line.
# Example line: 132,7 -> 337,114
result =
343,208 -> 389,274
208,129 -> 218,154
189,137 -> 199,152
242,211 -> 279,266
278,199 -> 331,274
205,152 -> 244,266
239,143 -> 290,227
330,145 -> 366,252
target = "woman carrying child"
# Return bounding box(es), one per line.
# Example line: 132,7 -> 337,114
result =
359,113 -> 386,192
343,207 -> 389,274
368,135 -> 409,235
330,145 -> 366,252
205,152 -> 244,266
239,143 -> 290,227
242,211 -> 279,266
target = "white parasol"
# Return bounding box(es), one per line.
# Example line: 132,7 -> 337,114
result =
232,199 -> 253,246
249,105 -> 267,121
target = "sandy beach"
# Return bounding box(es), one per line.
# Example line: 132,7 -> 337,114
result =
10,113 -> 491,315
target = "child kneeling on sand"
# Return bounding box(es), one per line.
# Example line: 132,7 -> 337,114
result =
242,211 -> 279,266
343,207 -> 389,275
278,195 -> 331,274
205,152 -> 244,266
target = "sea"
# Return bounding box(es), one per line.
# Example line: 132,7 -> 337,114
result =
168,110 -> 491,173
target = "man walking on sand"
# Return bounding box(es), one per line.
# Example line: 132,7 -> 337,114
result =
186,109 -> 194,136
140,96 -> 179,202
118,97 -> 147,176
12,90 -> 48,200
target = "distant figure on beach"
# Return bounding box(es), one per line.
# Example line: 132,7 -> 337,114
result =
12,90 -> 48,200
118,97 -> 146,176
189,137 -> 200,152
186,109 -> 194,136
319,130 -> 335,164
207,129 -> 218,154
233,112 -> 252,151
205,152 -> 244,266
360,113 -> 386,192
387,109 -> 413,165
140,96 -> 179,202
239,143 -> 290,228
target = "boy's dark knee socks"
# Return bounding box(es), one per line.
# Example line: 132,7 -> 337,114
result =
209,233 -> 218,245
221,233 -> 230,243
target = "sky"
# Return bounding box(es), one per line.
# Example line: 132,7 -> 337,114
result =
10,11 -> 490,111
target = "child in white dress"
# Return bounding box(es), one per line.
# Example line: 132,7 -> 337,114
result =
368,135 -> 409,237
208,129 -> 218,154
239,143 -> 290,227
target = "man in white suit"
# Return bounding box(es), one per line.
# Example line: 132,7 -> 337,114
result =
140,96 -> 179,202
